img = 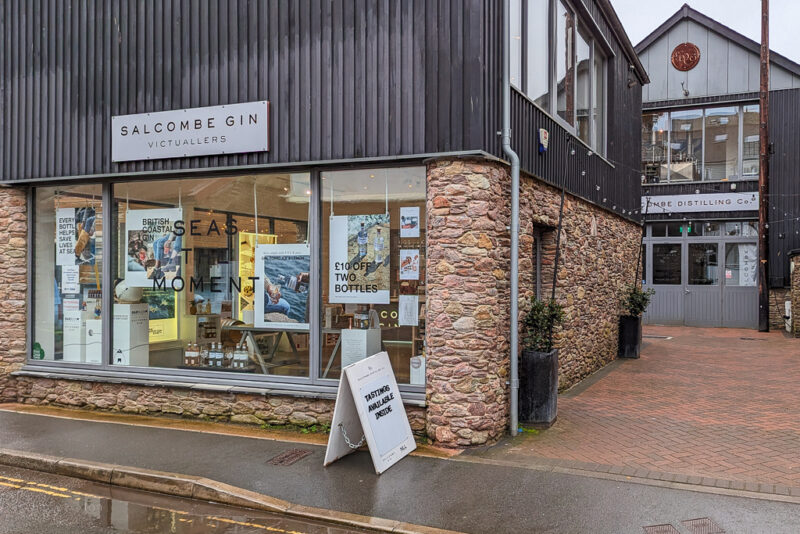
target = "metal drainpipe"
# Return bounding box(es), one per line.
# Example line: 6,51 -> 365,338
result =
502,0 -> 521,437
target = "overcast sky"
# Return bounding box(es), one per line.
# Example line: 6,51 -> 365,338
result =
612,0 -> 800,64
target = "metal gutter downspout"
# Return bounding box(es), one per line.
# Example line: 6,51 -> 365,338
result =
502,0 -> 521,438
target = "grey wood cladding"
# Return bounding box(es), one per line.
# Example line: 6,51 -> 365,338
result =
0,0 -> 643,222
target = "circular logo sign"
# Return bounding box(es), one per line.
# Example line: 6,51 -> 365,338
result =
671,43 -> 701,71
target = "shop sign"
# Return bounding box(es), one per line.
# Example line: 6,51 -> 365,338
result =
643,192 -> 759,214
112,101 -> 269,162
324,351 -> 416,475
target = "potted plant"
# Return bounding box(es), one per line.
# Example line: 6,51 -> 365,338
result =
519,297 -> 564,427
618,284 -> 655,359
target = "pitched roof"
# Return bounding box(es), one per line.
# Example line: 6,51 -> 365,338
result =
634,3 -> 800,77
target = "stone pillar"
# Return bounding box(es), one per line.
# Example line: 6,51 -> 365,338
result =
425,159 -> 510,447
0,188 -> 28,402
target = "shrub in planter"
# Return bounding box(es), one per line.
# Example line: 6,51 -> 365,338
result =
618,284 -> 655,359
519,298 -> 564,427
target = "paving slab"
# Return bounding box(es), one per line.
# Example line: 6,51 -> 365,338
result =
469,325 -> 800,492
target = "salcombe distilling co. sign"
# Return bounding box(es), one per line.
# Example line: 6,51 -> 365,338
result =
112,101 -> 269,162
643,192 -> 759,214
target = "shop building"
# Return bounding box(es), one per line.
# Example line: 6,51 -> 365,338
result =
0,0 -> 647,447
637,5 -> 800,332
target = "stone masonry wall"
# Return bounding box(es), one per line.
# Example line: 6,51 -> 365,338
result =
12,376 -> 426,434
424,158 -> 641,447
425,159 -> 641,446
769,288 -> 791,332
519,176 -> 642,390
0,188 -> 28,402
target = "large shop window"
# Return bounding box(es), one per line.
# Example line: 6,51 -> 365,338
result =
509,0 -> 606,154
320,168 -> 426,386
111,174 -> 311,376
641,104 -> 760,184
33,186 -> 104,363
30,168 -> 427,391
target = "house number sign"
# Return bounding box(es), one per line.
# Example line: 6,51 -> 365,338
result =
671,43 -> 701,71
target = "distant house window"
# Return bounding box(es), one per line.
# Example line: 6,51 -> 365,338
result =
641,104 -> 760,183
509,0 -> 607,154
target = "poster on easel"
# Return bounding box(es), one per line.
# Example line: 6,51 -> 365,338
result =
323,351 -> 416,475
329,214 -> 390,304
254,243 -> 311,330
124,208 -> 183,288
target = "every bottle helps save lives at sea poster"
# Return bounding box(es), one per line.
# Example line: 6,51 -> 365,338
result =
329,214 -> 390,304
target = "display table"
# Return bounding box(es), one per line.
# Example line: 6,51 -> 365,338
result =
220,324 -> 385,377
221,324 -> 308,374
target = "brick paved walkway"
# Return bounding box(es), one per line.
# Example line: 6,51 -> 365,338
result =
479,326 -> 800,491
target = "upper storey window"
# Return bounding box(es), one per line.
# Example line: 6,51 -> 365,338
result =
510,0 -> 607,154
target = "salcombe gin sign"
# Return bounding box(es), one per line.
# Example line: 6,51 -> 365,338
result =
112,101 -> 269,162
643,192 -> 759,214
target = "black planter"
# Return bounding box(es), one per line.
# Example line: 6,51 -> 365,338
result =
519,348 -> 558,428
618,315 -> 642,359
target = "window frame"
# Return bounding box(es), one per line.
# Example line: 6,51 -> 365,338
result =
642,103 -> 760,184
24,165 -> 428,401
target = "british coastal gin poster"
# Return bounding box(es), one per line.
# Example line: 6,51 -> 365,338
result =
124,208 -> 183,288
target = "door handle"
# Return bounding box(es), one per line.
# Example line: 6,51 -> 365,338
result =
684,289 -> 691,294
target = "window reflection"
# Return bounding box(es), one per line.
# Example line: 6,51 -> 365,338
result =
556,0 -> 575,126
669,109 -> 703,182
704,107 -> 739,181
642,112 -> 669,183
653,244 -> 681,285
641,104 -> 760,183
688,243 -> 719,285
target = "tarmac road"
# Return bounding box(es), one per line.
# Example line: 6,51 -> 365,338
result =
1,409 -> 800,533
0,465 -> 372,534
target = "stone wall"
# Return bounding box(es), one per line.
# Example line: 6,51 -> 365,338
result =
518,176 -> 642,390
424,158 -> 641,447
11,376 -> 426,433
768,288 -> 791,332
0,188 -> 28,402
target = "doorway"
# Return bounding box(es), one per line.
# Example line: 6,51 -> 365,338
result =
642,221 -> 758,328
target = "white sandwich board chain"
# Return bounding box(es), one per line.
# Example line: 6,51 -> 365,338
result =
324,351 -> 416,475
